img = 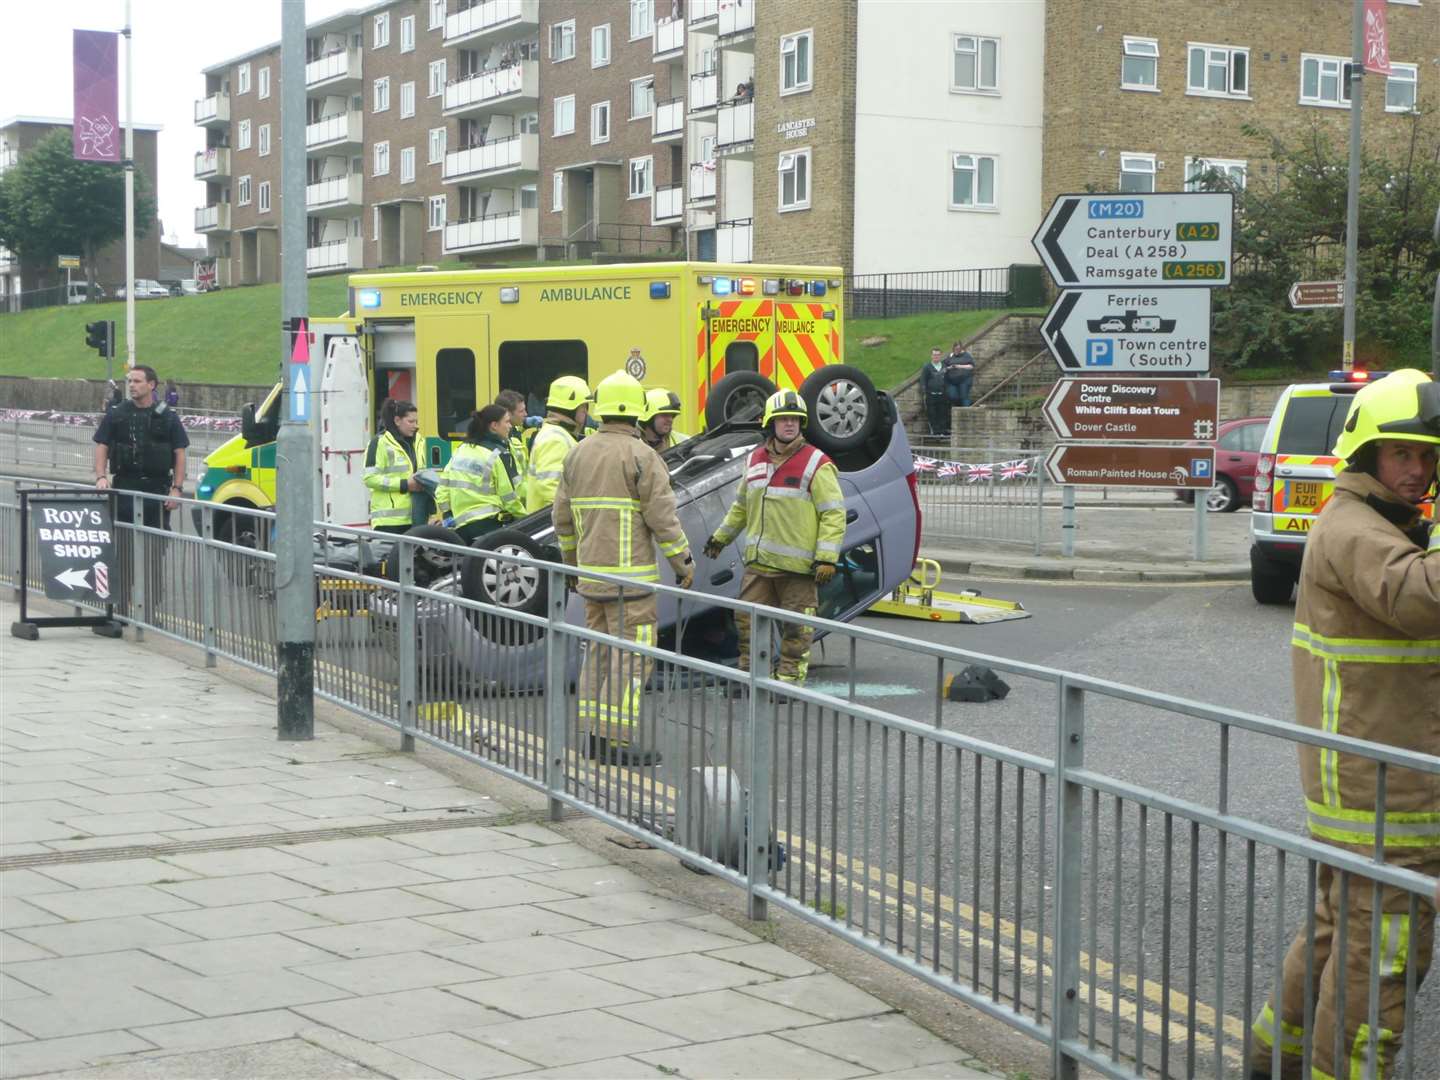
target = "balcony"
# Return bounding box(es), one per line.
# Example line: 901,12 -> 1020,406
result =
690,0 -> 720,22
305,111 -> 363,151
717,218 -> 752,262
716,100 -> 754,151
654,16 -> 684,59
194,147 -> 231,180
689,71 -> 718,112
195,204 -> 232,232
718,0 -> 755,37
305,46 -> 362,90
652,98 -> 684,142
306,237 -> 364,274
306,174 -> 363,213
653,184 -> 683,224
443,61 -> 538,118
689,161 -> 716,201
443,133 -> 537,183
194,93 -> 230,126
444,0 -> 538,46
443,207 -> 537,253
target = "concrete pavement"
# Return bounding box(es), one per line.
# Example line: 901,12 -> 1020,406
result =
0,602 -> 1008,1080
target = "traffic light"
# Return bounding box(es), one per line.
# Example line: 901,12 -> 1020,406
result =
85,320 -> 114,359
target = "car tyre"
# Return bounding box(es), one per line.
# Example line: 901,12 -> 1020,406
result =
384,524 -> 467,589
705,372 -> 776,429
1205,476 -> 1240,513
460,528 -> 551,644
799,364 -> 880,455
1250,546 -> 1295,605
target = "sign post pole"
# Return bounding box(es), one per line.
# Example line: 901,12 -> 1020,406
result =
1341,0 -> 1364,372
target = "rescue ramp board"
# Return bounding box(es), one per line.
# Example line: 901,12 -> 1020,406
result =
866,559 -> 1030,624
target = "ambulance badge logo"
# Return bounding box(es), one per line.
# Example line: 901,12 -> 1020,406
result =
625,348 -> 647,380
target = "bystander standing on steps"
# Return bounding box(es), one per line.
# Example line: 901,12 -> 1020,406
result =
919,347 -> 950,437
945,342 -> 978,407
93,365 -> 188,529
364,399 -> 426,534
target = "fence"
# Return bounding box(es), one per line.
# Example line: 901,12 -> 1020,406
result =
910,446 -> 1046,553
846,267 -> 1017,319
2,476 -> 1436,1080
0,412 -> 234,487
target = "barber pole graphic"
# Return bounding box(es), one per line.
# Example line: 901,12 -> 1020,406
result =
93,560 -> 110,600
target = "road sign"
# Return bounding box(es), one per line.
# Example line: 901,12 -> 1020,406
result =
34,498 -> 116,603
1041,288 -> 1212,374
1288,280 -> 1345,309
1044,444 -> 1217,489
57,254 -> 81,270
1033,192 -> 1234,288
1043,378 -> 1219,442
289,365 -> 310,422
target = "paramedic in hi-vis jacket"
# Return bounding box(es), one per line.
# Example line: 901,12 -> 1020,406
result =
552,371 -> 694,767
1250,370 -> 1440,1080
525,375 -> 589,515
704,390 -> 845,689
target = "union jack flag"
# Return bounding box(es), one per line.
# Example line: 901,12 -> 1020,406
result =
937,461 -> 963,479
912,456 -> 938,473
966,463 -> 993,483
1000,458 -> 1032,481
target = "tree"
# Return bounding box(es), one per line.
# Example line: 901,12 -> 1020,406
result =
0,129 -> 156,300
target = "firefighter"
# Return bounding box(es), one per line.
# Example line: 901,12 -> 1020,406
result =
437,404 -> 525,543
494,389 -> 531,481
703,389 -> 845,688
524,375 -> 590,515
363,398 -> 424,534
1250,370 -> 1440,1080
639,387 -> 688,452
552,370 -> 695,767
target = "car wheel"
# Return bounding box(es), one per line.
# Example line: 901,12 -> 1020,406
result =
460,528 -> 551,643
383,524 -> 466,588
799,364 -> 880,455
1205,476 -> 1240,513
1250,546 -> 1295,605
704,372 -> 776,429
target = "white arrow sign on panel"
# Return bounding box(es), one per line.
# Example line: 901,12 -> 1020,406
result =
1040,287 -> 1213,374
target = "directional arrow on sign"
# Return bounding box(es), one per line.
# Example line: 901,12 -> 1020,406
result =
54,567 -> 90,591
1288,280 -> 1344,309
1040,288 -> 1213,374
290,365 -> 310,422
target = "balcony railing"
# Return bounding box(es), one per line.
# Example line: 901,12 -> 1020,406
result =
304,47 -> 361,88
194,93 -> 230,125
444,208 -> 535,252
654,16 -> 684,56
306,237 -> 364,273
717,218 -> 753,262
653,98 -> 684,139
443,61 -> 536,114
305,111 -> 362,149
444,0 -> 537,44
194,147 -> 231,179
195,204 -> 231,232
653,184 -> 683,223
689,71 -> 717,111
717,100 -> 754,147
718,0 -> 755,36
689,161 -> 717,200
690,0 -> 720,22
443,133 -> 536,181
305,174 -> 363,210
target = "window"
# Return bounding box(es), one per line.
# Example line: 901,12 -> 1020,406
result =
428,194 -> 446,231
258,180 -> 271,213
1121,37 -> 1159,91
1386,63 -> 1418,112
1300,53 -> 1354,107
552,171 -> 564,211
237,118 -> 251,150
499,341 -> 588,419
400,14 -> 415,52
237,174 -> 251,205
373,12 -> 390,47
1119,152 -> 1156,193
591,100 -> 610,144
952,34 -> 998,93
520,184 -> 537,209
553,95 -> 575,135
550,20 -> 576,61
237,63 -> 251,94
373,140 -> 390,176
373,206 -> 380,242
630,76 -> 655,118
1187,43 -> 1249,97
779,148 -> 810,211
780,31 -> 813,94
258,66 -> 271,99
1184,157 -> 1247,191
374,77 -> 390,112
592,24 -> 611,67
428,60 -> 446,98
435,349 -> 478,439
400,81 -> 416,118
258,123 -> 271,157
428,126 -> 446,164
399,146 -> 416,183
950,153 -> 997,209
430,0 -> 445,30
630,0 -> 654,40
520,113 -> 540,133
629,155 -> 653,199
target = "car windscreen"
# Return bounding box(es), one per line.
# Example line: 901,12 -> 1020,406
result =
1276,395 -> 1351,456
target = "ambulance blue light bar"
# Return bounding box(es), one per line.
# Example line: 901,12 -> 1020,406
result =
649,281 -> 671,299
358,289 -> 381,309
712,278 -> 733,296
810,280 -> 827,296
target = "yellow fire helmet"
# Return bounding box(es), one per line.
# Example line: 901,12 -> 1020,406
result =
641,388 -> 682,423
1332,369 -> 1440,466
762,388 -> 809,429
546,375 -> 591,411
591,370 -> 648,420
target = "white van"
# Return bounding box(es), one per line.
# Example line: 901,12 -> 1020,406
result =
66,282 -> 106,304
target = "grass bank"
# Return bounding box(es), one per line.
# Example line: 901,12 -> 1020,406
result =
844,309 -> 1043,391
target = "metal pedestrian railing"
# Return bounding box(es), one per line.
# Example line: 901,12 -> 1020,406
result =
910,446 -> 1046,554
2,476 -> 1435,1080
0,413 -> 231,487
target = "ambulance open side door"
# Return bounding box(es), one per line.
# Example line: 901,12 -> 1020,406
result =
414,313 -> 490,467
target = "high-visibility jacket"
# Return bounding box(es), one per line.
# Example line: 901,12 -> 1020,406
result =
508,429 -> 529,483
363,429 -> 418,529
525,415 -> 580,514
551,421 -> 692,600
1292,470 -> 1440,851
438,435 -> 524,531
711,436 -> 846,576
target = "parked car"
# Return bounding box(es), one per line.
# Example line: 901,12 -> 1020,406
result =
114,279 -> 169,300
162,279 -> 202,297
1176,416 -> 1267,512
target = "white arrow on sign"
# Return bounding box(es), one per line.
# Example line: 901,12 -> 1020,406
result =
1040,287 -> 1212,373
290,365 -> 310,422
54,567 -> 90,591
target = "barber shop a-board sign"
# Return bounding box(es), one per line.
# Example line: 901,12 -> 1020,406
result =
35,498 -> 116,603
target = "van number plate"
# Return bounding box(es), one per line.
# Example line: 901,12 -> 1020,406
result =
1285,481 -> 1326,510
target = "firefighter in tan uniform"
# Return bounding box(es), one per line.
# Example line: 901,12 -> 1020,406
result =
704,390 -> 846,688
1251,370 -> 1440,1080
552,371 -> 695,767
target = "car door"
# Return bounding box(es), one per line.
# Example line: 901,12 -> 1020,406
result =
1218,420 -> 1263,499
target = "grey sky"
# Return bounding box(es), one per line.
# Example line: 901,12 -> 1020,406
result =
3,1 -> 355,250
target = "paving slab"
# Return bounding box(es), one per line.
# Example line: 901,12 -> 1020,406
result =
146,933 -> 339,976
561,918 -> 749,959
419,904 -> 594,943
395,850 -> 547,881
382,1032 -> 538,1079
1,985 -> 197,1039
406,874 -> 577,910
430,935 -> 621,977
609,986 -> 826,1042
282,886 -> 460,923
385,827 -> 535,856
8,915 -> 200,957
0,1030 -> 156,1079
150,899 -> 335,940
295,951 -> 489,995
537,889 -> 705,927
464,1009 -> 685,1068
24,858 -> 196,891
590,951 -> 777,997
277,859 -> 447,893
22,883 -> 198,921
127,1009 -> 310,1053
448,969 -> 652,1017
286,915 -> 478,959
781,1014 -> 978,1075
293,987 -> 509,1042
3,950 -> 198,995
137,969 -> 350,1018
153,872 -> 322,907
741,972 -> 895,1021
17,1036 -> 389,1079
0,870 -> 72,897
635,1032 -> 871,1079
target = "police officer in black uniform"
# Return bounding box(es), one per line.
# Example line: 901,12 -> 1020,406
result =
93,365 -> 189,528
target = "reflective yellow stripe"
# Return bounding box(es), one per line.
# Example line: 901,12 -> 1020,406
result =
577,564 -> 659,581
1251,1002 -> 1304,1056
571,496 -> 642,510
1347,1023 -> 1393,1080
1379,914 -> 1410,976
1321,656 -> 1341,809
1293,623 -> 1440,664
1305,798 -> 1440,846
659,536 -> 689,557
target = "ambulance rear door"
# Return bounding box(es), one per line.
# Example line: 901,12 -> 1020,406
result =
695,297 -> 774,416
773,300 -> 839,390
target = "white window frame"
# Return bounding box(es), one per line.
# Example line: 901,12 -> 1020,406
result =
429,0 -> 445,30
373,140 -> 390,176
949,152 -> 998,211
428,126 -> 446,164
374,76 -> 390,113
629,0 -> 654,41
630,76 -> 655,119
550,20 -> 576,62
553,94 -> 576,136
237,118 -> 251,151
1385,62 -> 1418,112
428,59 -> 447,98
400,14 -> 415,52
778,147 -> 811,212
373,12 -> 390,48
1121,36 -> 1159,92
257,180 -> 271,213
428,194 -> 446,231
780,30 -> 813,95
237,63 -> 251,94
400,81 -> 416,118
591,100 -> 611,144
951,34 -> 999,94
400,146 -> 416,184
1119,152 -> 1157,193
1300,53 -> 1354,108
1186,43 -> 1250,99
1184,156 -> 1247,191
373,206 -> 381,243
257,66 -> 271,99
552,171 -> 564,211
628,155 -> 654,199
237,174 -> 252,206
592,23 -> 611,67
257,123 -> 271,157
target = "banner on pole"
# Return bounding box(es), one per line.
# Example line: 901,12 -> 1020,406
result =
1362,0 -> 1393,76
72,30 -> 120,163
